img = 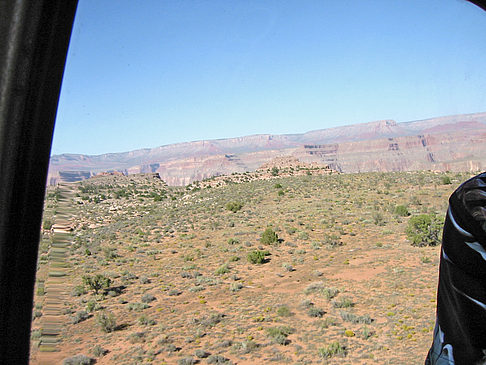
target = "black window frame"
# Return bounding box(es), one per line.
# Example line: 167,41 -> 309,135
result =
0,1 -> 484,363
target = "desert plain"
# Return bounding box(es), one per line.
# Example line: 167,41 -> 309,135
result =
30,169 -> 475,364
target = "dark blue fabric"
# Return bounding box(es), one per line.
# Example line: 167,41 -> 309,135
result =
426,172 -> 486,365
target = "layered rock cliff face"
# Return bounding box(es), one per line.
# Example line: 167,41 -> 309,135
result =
296,129 -> 486,173
48,112 -> 486,186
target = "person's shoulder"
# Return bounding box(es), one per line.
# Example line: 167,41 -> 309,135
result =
451,172 -> 486,235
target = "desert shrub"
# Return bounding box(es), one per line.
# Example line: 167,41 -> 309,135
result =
122,271 -> 138,282
308,307 -> 325,317
318,342 -> 346,358
332,297 -> 354,308
311,241 -> 322,249
82,274 -> 111,294
128,331 -> 146,344
406,214 -> 443,246
394,205 -> 410,217
70,310 -> 90,324
91,345 -> 108,357
266,326 -> 294,345
189,285 -> 205,292
191,312 -> 225,328
319,317 -> 338,328
153,194 -> 164,201
71,285 -> 86,297
178,357 -> 197,365
85,299 -> 101,313
181,271 -> 194,279
300,299 -> 313,310
107,290 -> 118,297
227,238 -> 239,245
304,282 -> 339,300
240,340 -> 259,353
194,349 -> 210,358
274,183 -> 282,189
206,313 -> 225,327
128,302 -> 150,311
141,293 -> 156,303
260,227 -> 278,244
340,311 -> 372,324
102,247 -> 118,260
138,314 -> 156,326
63,354 -> 94,365
410,195 -> 422,206
215,263 -> 230,275
441,175 -> 452,185
323,234 -> 342,247
96,311 -> 116,333
282,262 -> 293,272
230,282 -> 243,292
168,289 -> 182,296
215,340 -> 232,348
372,211 -> 385,226
421,255 -> 432,263
225,201 -> 243,213
286,226 -> 297,235
207,354 -> 231,364
360,326 -> 375,339
271,167 -> 279,176
276,305 -> 292,317
298,231 -> 309,240
247,250 -> 270,264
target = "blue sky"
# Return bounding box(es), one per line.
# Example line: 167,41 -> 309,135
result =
52,0 -> 486,155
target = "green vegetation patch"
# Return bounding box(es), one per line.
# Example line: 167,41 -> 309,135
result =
394,205 -> 410,217
406,213 -> 443,246
260,227 -> 278,245
318,342 -> 347,358
96,311 -> 116,333
247,250 -> 270,264
82,274 -> 111,295
266,326 -> 294,345
225,201 -> 243,213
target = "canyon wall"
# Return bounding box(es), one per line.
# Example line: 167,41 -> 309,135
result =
48,112 -> 486,185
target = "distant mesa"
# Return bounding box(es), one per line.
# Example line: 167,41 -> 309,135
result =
92,171 -> 125,178
48,112 -> 486,186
